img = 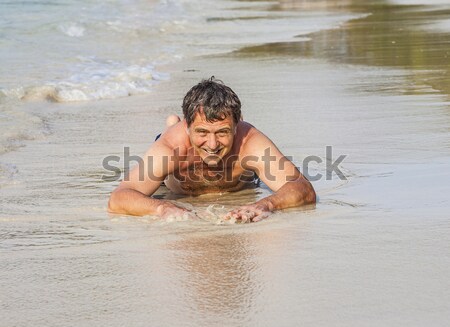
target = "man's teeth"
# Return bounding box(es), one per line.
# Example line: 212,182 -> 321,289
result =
205,149 -> 220,154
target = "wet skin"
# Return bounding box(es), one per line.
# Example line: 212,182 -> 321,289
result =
165,113 -> 257,196
108,113 -> 316,222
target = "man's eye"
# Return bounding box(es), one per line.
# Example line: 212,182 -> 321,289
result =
217,131 -> 231,137
196,131 -> 207,136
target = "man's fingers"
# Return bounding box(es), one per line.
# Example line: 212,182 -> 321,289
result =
252,212 -> 271,222
226,210 -> 256,223
224,210 -> 240,220
224,206 -> 270,223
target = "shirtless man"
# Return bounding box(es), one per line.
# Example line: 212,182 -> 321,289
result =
108,77 -> 316,222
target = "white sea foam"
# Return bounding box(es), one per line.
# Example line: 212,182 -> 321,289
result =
59,23 -> 86,37
0,0 -> 370,175
0,0 -> 365,104
17,59 -> 169,102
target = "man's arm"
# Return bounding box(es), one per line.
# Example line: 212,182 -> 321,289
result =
225,131 -> 316,222
108,140 -> 191,218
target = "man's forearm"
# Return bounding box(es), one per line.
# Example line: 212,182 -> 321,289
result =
108,188 -> 163,216
257,179 -> 316,211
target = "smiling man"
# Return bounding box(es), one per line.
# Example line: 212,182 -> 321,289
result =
108,77 -> 316,222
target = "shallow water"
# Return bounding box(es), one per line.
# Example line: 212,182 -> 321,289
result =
1,0 -> 450,326
237,0 -> 450,97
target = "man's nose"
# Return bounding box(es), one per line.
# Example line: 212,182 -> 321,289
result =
207,133 -> 219,149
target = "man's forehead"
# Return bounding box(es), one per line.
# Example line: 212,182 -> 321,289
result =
191,112 -> 234,128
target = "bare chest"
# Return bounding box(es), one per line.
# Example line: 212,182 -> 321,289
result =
167,161 -> 255,195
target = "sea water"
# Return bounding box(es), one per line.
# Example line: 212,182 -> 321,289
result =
0,0 -> 361,102
2,0 -> 450,326
0,0 -> 361,158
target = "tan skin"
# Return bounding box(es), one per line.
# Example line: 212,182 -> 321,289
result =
108,112 -> 316,222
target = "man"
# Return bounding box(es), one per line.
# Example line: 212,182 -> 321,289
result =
108,77 -> 316,222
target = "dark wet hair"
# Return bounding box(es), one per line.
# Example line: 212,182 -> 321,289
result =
182,76 -> 241,127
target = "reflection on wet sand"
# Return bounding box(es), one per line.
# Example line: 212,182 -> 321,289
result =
164,225 -> 297,323
236,0 -> 450,98
167,232 -> 256,319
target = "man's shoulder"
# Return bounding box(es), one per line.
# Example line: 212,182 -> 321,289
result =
238,121 -> 273,151
237,121 -> 259,142
156,123 -> 189,154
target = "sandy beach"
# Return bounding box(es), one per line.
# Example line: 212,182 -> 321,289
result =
1,0 -> 450,326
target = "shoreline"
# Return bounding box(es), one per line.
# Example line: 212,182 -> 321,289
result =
1,0 -> 449,220
1,1 -> 450,326
0,0 -> 363,162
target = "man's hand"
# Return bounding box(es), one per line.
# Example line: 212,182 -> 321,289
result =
156,201 -> 197,220
224,203 -> 272,223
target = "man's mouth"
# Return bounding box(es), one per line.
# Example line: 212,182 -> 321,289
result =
203,148 -> 222,155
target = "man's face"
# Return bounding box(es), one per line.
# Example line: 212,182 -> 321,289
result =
187,112 -> 236,166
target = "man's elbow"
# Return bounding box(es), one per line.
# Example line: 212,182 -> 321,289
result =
286,179 -> 316,206
108,190 -> 122,213
302,180 -> 316,205
305,185 -> 316,204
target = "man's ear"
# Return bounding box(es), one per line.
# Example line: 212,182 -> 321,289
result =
183,120 -> 189,135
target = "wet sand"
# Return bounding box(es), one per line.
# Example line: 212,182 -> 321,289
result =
1,0 -> 450,326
